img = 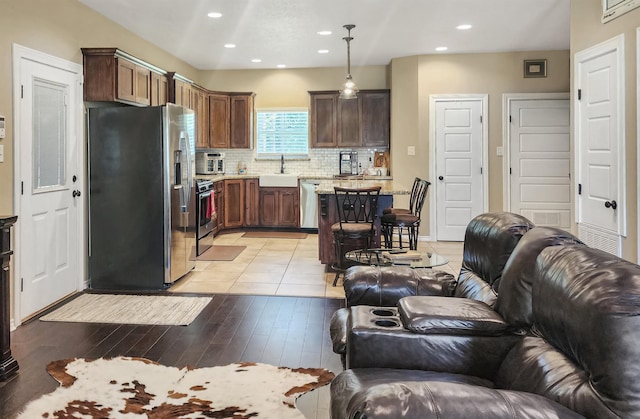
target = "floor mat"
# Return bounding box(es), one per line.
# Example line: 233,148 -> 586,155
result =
242,231 -> 308,239
39,294 -> 211,326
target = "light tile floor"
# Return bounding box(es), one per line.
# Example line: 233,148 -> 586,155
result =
170,231 -> 464,298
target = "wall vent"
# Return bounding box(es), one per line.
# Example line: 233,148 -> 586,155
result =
578,223 -> 621,257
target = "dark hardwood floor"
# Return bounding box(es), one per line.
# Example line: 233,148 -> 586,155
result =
0,293 -> 345,418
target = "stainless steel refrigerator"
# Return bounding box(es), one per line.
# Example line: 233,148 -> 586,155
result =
87,104 -> 196,290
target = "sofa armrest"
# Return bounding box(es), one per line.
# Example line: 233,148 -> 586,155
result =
331,369 -> 586,419
344,266 -> 456,307
398,296 -> 511,336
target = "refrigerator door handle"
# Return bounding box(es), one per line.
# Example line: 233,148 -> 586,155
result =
183,130 -> 193,209
174,149 -> 182,187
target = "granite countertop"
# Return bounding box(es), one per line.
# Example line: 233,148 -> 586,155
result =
316,179 -> 409,195
194,173 -> 394,182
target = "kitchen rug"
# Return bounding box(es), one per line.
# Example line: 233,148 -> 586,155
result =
242,231 -> 308,239
39,294 -> 212,326
190,245 -> 246,261
18,357 -> 334,419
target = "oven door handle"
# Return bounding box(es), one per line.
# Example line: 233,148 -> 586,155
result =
199,191 -> 213,199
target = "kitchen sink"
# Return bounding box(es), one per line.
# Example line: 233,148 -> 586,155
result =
259,173 -> 299,187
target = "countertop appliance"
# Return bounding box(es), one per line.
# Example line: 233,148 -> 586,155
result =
87,104 -> 196,290
196,151 -> 225,174
340,151 -> 358,175
300,179 -> 322,230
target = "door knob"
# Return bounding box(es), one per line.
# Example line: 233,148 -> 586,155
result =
605,200 -> 617,210
72,190 -> 81,198
438,176 -> 444,181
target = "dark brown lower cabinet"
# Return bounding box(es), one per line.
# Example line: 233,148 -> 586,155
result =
214,181 -> 225,233
0,216 -> 18,381
259,187 -> 299,228
224,179 -> 244,228
244,179 -> 260,227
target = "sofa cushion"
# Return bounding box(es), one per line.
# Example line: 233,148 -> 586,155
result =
495,226 -> 584,328
398,296 -> 511,336
497,245 -> 640,419
454,212 -> 534,307
331,368 -> 585,419
343,265 -> 456,307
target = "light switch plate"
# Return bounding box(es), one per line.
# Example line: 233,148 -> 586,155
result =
496,146 -> 504,156
407,146 -> 416,156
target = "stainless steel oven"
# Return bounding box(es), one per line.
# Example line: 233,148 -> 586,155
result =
194,180 -> 215,256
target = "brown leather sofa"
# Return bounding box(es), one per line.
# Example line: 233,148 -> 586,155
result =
331,243 -> 640,418
330,212 -> 535,360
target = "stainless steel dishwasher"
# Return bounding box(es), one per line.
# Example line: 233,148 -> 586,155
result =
300,179 -> 322,230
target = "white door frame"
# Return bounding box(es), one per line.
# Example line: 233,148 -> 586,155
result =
574,34 -> 626,238
429,94 -> 489,241
12,44 -> 85,327
502,92 -> 570,213
637,27 -> 640,262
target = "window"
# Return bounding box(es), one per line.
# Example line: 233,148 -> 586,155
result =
256,108 -> 309,157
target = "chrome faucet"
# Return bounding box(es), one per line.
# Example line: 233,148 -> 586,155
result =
280,154 -> 285,173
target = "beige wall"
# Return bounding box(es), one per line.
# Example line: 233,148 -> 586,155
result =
198,66 -> 388,108
390,50 -> 571,236
0,0 -> 200,215
571,0 -> 639,261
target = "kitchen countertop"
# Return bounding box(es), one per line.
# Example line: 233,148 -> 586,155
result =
316,179 -> 409,195
194,174 -> 394,182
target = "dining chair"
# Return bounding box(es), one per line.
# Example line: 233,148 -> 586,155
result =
331,186 -> 381,286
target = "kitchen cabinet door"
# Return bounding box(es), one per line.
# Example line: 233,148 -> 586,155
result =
174,80 -> 192,109
116,58 -> 136,103
216,182 -> 225,233
224,179 -> 244,228
338,97 -> 360,147
209,94 -> 230,149
244,179 -> 260,227
278,189 -> 300,227
192,87 -> 208,148
360,91 -> 390,148
230,94 -> 254,149
259,189 -> 278,226
150,72 -> 167,106
310,93 -> 338,148
135,65 -> 151,105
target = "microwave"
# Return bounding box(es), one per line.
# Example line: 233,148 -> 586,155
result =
196,152 -> 225,175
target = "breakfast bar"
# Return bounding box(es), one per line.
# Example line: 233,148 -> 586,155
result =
316,179 -> 409,267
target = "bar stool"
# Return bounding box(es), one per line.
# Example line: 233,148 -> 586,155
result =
381,179 -> 430,250
383,177 -> 420,216
331,186 -> 381,286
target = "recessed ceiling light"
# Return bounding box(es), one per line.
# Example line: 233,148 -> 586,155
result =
251,58 -> 262,63
207,12 -> 222,18
456,24 -> 472,30
317,30 -> 332,36
224,44 -> 236,49
277,64 -> 287,68
318,49 -> 329,54
436,46 -> 448,52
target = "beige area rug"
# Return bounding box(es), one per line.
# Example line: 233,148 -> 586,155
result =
190,245 -> 246,261
18,357 -> 335,418
39,294 -> 212,326
242,231 -> 308,239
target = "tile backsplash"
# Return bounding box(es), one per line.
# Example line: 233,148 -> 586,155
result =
199,147 -> 389,177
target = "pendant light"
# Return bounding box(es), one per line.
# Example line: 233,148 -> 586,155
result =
339,24 -> 359,100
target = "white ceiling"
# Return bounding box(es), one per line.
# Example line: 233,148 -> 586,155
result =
78,0 -> 570,71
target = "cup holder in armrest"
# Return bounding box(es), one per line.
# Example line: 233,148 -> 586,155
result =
371,308 -> 396,317
374,319 -> 400,328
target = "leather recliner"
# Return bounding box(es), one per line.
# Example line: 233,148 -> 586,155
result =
331,244 -> 640,418
330,212 -> 535,359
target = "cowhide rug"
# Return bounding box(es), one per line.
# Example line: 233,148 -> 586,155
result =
19,357 -> 335,418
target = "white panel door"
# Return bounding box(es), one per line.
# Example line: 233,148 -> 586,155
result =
435,100 -> 484,241
19,58 -> 80,319
577,43 -> 621,235
510,99 -> 570,228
